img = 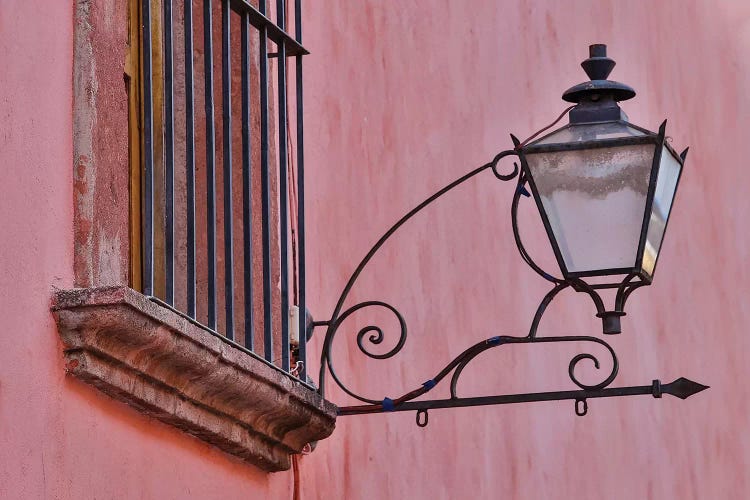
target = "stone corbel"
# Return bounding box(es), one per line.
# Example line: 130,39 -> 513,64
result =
53,286 -> 337,472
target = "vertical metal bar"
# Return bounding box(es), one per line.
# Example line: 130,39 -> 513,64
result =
142,0 -> 155,296
185,0 -> 197,318
204,0 -> 217,329
259,0 -> 274,362
164,0 -> 175,305
294,0 -> 306,380
241,12 -> 254,351
221,0 -> 234,340
276,0 -> 290,372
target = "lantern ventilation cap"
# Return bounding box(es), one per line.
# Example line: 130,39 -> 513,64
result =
562,44 -> 636,104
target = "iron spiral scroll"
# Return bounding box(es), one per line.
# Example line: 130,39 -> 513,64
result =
314,142 -> 708,425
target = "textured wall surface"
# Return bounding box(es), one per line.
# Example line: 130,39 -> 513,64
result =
1,0 -> 749,499
300,1 -> 750,499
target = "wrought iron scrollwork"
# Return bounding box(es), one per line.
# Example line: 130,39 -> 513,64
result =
314,141 -> 707,423
317,148 -> 520,400
323,300 -> 408,405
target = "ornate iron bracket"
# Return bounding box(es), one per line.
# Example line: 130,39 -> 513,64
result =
312,142 -> 708,426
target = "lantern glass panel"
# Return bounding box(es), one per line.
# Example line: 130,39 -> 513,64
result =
535,121 -> 647,145
641,146 -> 682,277
525,143 -> 655,274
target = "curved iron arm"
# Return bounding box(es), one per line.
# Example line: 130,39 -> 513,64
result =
318,149 -> 521,396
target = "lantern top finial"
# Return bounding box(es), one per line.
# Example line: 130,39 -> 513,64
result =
562,44 -> 636,105
581,44 -> 615,80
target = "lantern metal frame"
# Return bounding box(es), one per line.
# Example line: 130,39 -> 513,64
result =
520,119 -> 688,286
309,45 -> 707,426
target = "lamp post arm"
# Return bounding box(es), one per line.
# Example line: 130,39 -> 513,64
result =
338,377 -> 709,418
317,149 -> 521,396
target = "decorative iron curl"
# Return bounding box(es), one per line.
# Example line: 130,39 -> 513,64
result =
563,336 -> 619,390
321,301 -> 408,405
446,334 -> 619,398
335,330 -> 621,418
333,301 -> 408,360
490,151 -> 520,181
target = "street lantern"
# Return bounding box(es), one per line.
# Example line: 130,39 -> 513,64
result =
313,44 -> 705,422
518,44 -> 687,333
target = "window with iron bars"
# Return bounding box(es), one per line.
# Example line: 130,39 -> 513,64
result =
128,0 -> 308,380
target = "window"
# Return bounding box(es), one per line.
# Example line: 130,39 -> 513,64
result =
130,0 -> 309,378
55,0 -> 334,472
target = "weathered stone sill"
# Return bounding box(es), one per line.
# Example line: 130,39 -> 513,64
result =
52,286 -> 337,472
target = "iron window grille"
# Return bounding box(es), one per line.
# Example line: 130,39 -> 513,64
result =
134,0 -> 309,381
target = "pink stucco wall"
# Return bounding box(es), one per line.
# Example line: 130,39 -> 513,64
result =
2,0 -> 750,499
301,2 -> 750,498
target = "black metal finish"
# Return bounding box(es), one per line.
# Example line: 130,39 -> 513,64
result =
185,0 -> 197,318
164,0 -> 175,305
522,134 -> 656,154
649,146 -> 687,278
519,125 -> 663,328
317,150 -> 519,397
141,0 -> 155,297
277,0 -> 290,372
221,0 -> 235,340
315,100 -> 702,420
259,0 -> 274,362
204,0 -> 217,330
635,120 -> 668,280
563,44 -> 636,106
139,0 -> 309,377
515,46 -> 689,314
294,0 -> 307,380
230,0 -> 308,56
338,378 -> 708,416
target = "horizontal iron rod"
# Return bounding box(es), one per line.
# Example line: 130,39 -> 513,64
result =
229,0 -> 308,56
337,378 -> 705,416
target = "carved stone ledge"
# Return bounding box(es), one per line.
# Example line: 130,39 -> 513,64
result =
52,286 -> 337,472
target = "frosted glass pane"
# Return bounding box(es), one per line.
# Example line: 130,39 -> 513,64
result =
534,121 -> 646,146
642,147 -> 682,276
526,144 -> 655,273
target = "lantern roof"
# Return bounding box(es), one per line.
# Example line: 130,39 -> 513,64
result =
527,120 -> 653,147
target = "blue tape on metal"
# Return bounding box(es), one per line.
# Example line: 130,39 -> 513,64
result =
517,185 -> 531,197
487,336 -> 502,345
382,397 -> 395,412
422,379 -> 436,391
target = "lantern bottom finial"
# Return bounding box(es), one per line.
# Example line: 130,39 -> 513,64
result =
598,311 -> 625,335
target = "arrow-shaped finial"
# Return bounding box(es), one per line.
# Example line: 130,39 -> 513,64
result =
661,377 -> 710,400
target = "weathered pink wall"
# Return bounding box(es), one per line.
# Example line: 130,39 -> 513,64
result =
300,1 -> 750,499
1,0 -> 750,499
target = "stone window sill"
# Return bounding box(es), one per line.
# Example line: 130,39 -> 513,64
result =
52,286 -> 337,472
